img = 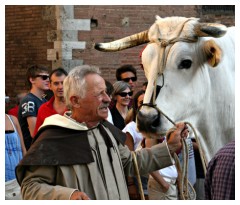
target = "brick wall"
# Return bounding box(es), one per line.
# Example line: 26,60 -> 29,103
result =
5,5 -> 235,110
5,5 -> 55,108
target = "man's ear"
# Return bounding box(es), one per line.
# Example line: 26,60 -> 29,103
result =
29,77 -> 35,84
70,96 -> 81,108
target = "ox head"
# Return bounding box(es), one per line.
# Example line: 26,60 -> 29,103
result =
95,16 -> 227,137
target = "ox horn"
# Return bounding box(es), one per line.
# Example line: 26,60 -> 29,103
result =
94,30 -> 149,52
194,23 -> 227,38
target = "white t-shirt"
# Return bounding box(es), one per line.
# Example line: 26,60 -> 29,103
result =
122,121 -> 143,151
107,108 -> 113,124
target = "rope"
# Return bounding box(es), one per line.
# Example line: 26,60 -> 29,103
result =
174,138 -> 196,200
184,122 -> 207,176
132,151 -> 145,200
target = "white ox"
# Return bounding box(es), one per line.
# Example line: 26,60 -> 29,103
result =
95,16 -> 235,163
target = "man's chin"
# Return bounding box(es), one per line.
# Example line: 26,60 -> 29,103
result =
98,113 -> 108,120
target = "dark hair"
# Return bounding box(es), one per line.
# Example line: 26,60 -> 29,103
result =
105,80 -> 114,97
116,65 -> 137,81
26,65 -> 49,88
132,90 -> 145,122
142,81 -> 148,87
49,67 -> 68,82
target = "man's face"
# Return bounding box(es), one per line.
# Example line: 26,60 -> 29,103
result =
50,74 -> 66,98
77,74 -> 111,123
120,71 -> 137,91
32,72 -> 50,91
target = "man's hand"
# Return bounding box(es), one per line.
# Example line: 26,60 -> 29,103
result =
70,191 -> 91,200
166,122 -> 188,154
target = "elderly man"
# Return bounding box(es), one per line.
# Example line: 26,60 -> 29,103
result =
16,65 -> 188,200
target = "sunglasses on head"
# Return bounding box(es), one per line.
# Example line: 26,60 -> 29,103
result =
117,91 -> 133,97
122,77 -> 137,82
35,74 -> 49,80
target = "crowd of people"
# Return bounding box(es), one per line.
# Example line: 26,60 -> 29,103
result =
5,63 -> 235,200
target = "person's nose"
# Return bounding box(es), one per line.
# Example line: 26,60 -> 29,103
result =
58,83 -> 63,89
103,92 -> 111,102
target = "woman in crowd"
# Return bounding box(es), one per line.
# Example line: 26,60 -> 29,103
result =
110,81 -> 132,130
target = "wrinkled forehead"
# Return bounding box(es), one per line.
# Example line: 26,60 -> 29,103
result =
85,73 -> 105,89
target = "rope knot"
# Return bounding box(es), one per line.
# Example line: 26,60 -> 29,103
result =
160,39 -> 169,47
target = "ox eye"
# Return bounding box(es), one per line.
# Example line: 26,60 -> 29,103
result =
179,59 -> 192,69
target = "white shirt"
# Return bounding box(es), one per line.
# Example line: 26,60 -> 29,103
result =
122,121 -> 143,151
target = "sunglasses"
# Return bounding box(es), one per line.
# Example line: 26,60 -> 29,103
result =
35,75 -> 49,80
122,77 -> 137,82
117,91 -> 133,97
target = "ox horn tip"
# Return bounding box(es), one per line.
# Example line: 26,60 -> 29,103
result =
94,43 -> 105,52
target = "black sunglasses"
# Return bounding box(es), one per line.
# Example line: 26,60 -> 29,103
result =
117,91 -> 133,97
122,77 -> 137,82
35,75 -> 49,80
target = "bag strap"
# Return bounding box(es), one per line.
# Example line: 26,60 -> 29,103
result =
6,114 -> 17,132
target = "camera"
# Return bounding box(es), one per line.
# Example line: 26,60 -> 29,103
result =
5,96 -> 10,103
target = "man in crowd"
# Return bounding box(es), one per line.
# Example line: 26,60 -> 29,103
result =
116,64 -> 137,92
33,67 -> 68,136
16,65 -> 188,200
18,65 -> 49,150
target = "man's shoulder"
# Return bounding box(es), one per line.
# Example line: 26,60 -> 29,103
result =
20,93 -> 37,104
38,100 -> 53,113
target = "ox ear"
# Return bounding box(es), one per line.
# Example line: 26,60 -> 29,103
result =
195,23 -> 227,38
202,39 -> 222,67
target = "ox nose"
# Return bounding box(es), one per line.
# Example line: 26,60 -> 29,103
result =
136,106 -> 162,135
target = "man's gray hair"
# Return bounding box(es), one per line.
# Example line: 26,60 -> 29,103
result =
63,65 -> 101,109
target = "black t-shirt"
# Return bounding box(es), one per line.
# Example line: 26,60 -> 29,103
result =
110,106 -> 126,130
18,93 -> 47,150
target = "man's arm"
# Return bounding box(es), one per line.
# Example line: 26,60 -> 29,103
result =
19,166 -> 78,200
120,122 -> 188,176
145,138 -> 170,192
27,116 -> 37,138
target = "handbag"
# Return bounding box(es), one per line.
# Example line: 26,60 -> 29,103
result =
5,179 -> 21,200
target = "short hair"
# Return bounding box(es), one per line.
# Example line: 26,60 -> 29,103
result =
63,65 -> 101,109
116,65 -> 137,81
26,65 -> 49,88
142,81 -> 148,87
49,67 -> 68,82
112,81 -> 131,100
105,80 -> 114,97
